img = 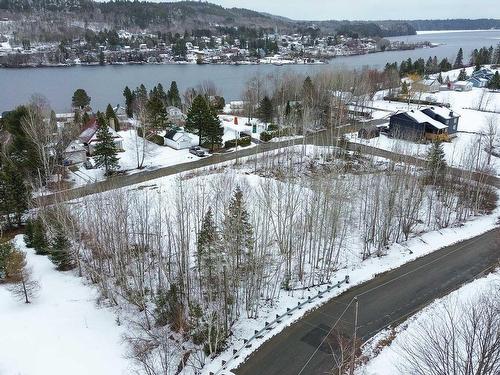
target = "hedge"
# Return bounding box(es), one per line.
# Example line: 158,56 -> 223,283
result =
260,127 -> 294,142
224,136 -> 251,149
137,127 -> 164,146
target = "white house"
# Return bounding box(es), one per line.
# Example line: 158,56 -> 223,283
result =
164,130 -> 193,150
63,141 -> 87,165
414,79 -> 440,93
452,81 -> 473,92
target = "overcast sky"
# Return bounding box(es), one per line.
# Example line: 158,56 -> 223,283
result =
151,0 -> 500,21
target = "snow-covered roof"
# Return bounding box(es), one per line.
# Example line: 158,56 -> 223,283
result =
165,130 -> 191,142
405,110 -> 448,130
79,121 -> 121,144
64,140 -> 86,153
424,106 -> 460,120
454,81 -> 472,86
419,79 -> 438,86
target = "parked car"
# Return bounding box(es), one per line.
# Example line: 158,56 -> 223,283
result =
189,146 -> 205,157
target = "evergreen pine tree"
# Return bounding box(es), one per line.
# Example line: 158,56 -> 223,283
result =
197,207 -> 221,286
487,71 -> 500,90
72,89 -> 91,109
258,96 -> 274,124
105,104 -> 120,131
427,141 -> 447,182
203,106 -> 224,151
123,86 -> 135,118
453,48 -> 464,68
50,229 -> 74,271
24,219 -> 34,248
457,68 -> 468,81
186,95 -> 212,145
0,242 -> 14,280
401,81 -> 409,96
167,81 -> 182,108
146,93 -> 168,131
437,72 -> 443,84
0,162 -> 30,227
222,187 -> 254,270
31,218 -> 49,255
93,112 -> 119,175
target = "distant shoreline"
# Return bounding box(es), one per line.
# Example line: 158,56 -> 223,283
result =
417,29 -> 500,35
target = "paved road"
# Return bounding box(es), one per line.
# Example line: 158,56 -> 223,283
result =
235,228 -> 500,375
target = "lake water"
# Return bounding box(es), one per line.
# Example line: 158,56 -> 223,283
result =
1,30 -> 499,112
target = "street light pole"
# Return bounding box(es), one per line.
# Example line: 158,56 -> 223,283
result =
349,296 -> 359,375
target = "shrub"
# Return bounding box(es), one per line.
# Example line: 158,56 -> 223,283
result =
0,242 -> 14,280
224,136 -> 251,149
260,127 -> 294,142
137,127 -> 164,146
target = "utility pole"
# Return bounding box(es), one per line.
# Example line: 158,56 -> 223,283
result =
349,297 -> 359,375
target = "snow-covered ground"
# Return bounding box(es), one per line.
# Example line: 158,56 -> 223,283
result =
68,129 -> 204,186
205,200 -> 500,375
69,145 -> 500,375
5,145 -> 499,375
353,82 -> 500,175
68,118 -> 265,187
0,236 -> 131,375
357,269 -> 500,375
347,132 -> 500,175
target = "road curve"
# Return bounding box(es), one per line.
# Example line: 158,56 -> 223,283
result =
235,228 -> 500,375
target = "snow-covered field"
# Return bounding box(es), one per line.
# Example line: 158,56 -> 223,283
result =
353,80 -> 500,175
357,269 -> 500,375
0,236 -> 131,375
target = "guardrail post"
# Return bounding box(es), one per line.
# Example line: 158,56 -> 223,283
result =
254,330 -> 258,334
298,301 -> 302,309
345,275 -> 350,284
308,296 -> 312,303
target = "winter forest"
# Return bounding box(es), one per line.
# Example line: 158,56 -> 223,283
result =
20,138 -> 495,373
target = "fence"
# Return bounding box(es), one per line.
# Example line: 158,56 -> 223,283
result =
209,275 -> 350,375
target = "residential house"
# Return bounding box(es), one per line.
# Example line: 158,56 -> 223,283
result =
468,76 -> 489,88
452,81 -> 473,92
421,106 -> 460,134
166,106 -> 186,126
164,129 -> 193,150
78,118 -> 123,155
389,109 -> 449,141
413,79 -> 440,93
63,140 -> 87,165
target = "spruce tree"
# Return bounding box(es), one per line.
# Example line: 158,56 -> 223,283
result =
186,95 -> 215,146
437,72 -> 443,84
32,218 -> 49,255
93,112 -> 119,175
427,141 -> 447,182
167,81 -> 182,108
197,207 -> 221,286
0,242 -> 14,280
50,229 -> 74,271
203,106 -> 224,151
24,219 -> 34,248
457,68 -> 468,81
105,104 -> 120,131
401,81 -> 409,96
454,48 -> 464,69
258,96 -> 274,124
222,186 -> 254,270
146,93 -> 168,131
0,162 -> 30,227
123,86 -> 135,118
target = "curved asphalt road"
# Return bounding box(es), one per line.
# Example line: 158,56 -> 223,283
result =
235,228 -> 500,375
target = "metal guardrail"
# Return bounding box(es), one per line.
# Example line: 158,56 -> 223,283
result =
208,275 -> 350,375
